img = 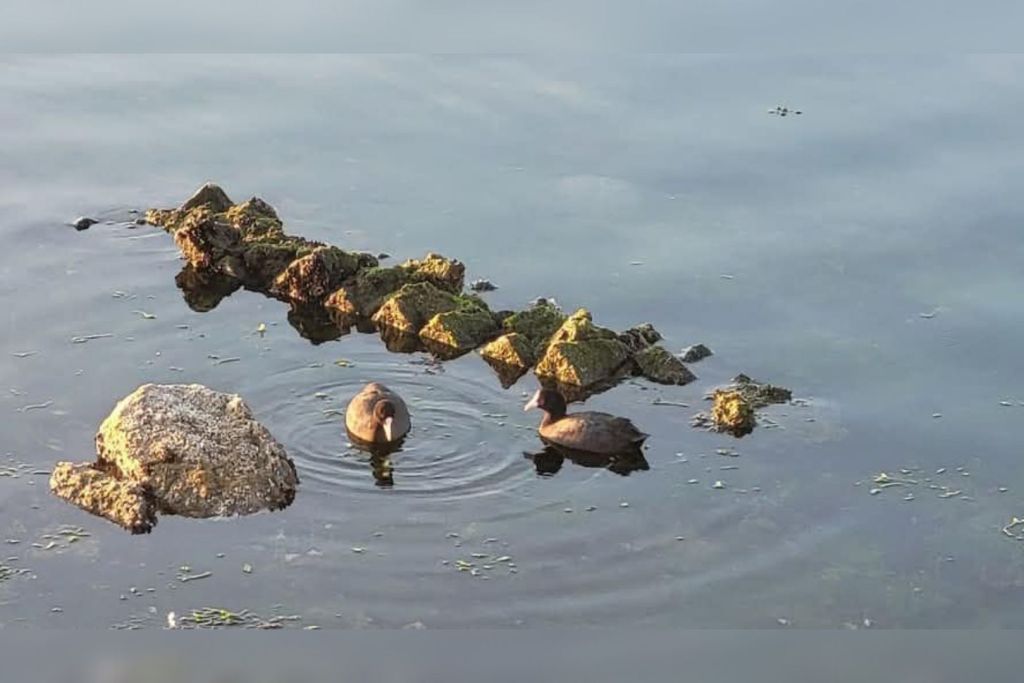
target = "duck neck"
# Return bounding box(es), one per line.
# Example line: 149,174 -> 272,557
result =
540,409 -> 564,428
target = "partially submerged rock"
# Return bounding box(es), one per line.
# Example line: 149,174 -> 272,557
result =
680,343 -> 713,363
180,182 -> 234,214
73,216 -> 98,231
371,282 -> 460,336
502,299 -> 566,353
420,305 -> 499,359
618,323 -> 663,353
399,252 -> 465,293
271,246 -> 369,303
172,208 -> 242,270
633,345 -> 697,385
709,390 -> 756,437
470,278 -> 497,292
480,332 -> 537,386
535,309 -> 632,388
325,266 -> 411,324
729,373 -> 792,408
50,384 -> 299,533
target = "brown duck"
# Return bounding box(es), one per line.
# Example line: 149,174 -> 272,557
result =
524,388 -> 648,454
345,382 -> 411,444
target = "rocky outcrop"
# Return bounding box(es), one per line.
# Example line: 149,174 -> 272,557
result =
325,266 -> 410,323
479,332 -> 536,387
534,309 -> 632,388
50,384 -> 298,533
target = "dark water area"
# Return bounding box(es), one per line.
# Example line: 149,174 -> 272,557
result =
3,55 -> 1024,628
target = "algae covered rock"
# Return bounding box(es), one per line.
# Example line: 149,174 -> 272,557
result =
633,345 -> 697,385
680,343 -> 713,363
399,252 -> 465,293
172,208 -> 241,270
535,309 -> 631,388
618,323 -> 663,353
271,246 -> 369,303
145,183 -> 234,232
729,373 -> 792,408
224,197 -> 283,239
419,305 -> 499,359
371,281 -> 460,335
709,390 -> 756,437
325,266 -> 411,323
480,332 -> 538,387
502,299 -> 566,351
49,384 -> 299,533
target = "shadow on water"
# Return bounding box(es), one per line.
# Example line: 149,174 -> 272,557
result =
523,443 -> 651,478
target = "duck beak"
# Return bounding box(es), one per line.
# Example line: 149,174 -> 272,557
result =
382,416 -> 394,441
523,390 -> 540,412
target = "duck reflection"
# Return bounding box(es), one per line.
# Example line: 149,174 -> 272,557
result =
523,442 -> 650,477
346,428 -> 406,488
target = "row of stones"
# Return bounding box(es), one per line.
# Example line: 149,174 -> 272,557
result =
145,184 -> 697,396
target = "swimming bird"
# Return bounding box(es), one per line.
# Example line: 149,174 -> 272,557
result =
523,388 -> 648,454
345,382 -> 411,444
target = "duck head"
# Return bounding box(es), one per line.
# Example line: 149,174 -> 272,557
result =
523,388 -> 567,419
374,400 -> 398,441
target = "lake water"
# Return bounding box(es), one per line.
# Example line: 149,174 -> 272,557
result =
3,54 -> 1024,628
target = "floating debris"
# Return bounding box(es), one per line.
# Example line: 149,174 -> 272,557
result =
10,351 -> 36,358
19,400 -> 53,412
177,570 -> 213,583
213,357 -> 241,365
70,333 -> 113,344
652,398 -> 689,408
176,607 -> 302,630
334,359 -> 354,368
242,563 -> 253,574
712,480 -> 725,490
768,105 -> 802,117
256,323 -> 267,337
133,310 -> 157,320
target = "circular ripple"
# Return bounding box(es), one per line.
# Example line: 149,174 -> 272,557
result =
257,353 -> 537,501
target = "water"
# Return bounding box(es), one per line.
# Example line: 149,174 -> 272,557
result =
3,54 -> 1024,628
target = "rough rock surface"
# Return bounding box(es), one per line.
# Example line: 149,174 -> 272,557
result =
371,282 -> 460,335
172,208 -> 241,270
325,266 -> 411,323
618,323 -> 663,353
535,309 -> 632,387
728,373 -> 792,408
479,333 -> 537,387
271,246 -> 369,303
419,306 -> 498,359
710,390 -> 756,437
680,343 -> 713,363
399,253 -> 465,293
633,345 -> 697,385
502,299 -> 566,353
50,384 -> 298,533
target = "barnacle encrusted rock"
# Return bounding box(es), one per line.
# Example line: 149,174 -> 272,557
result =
632,345 -> 697,385
534,309 -> 632,387
49,384 -> 299,534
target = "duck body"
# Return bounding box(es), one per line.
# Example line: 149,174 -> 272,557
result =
524,389 -> 647,454
345,382 -> 411,444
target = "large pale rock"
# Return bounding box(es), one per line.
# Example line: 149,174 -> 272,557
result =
50,384 -> 298,533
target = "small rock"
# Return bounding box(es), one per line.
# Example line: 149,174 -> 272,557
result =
679,343 -> 713,363
72,217 -> 99,231
469,278 -> 498,292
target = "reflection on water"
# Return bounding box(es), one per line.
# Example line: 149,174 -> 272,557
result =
524,443 -> 650,477
5,55 -> 1024,627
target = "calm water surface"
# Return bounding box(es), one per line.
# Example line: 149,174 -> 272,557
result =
3,55 -> 1024,628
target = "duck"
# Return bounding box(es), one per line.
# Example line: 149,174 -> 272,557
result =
523,388 -> 648,454
345,382 -> 411,445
